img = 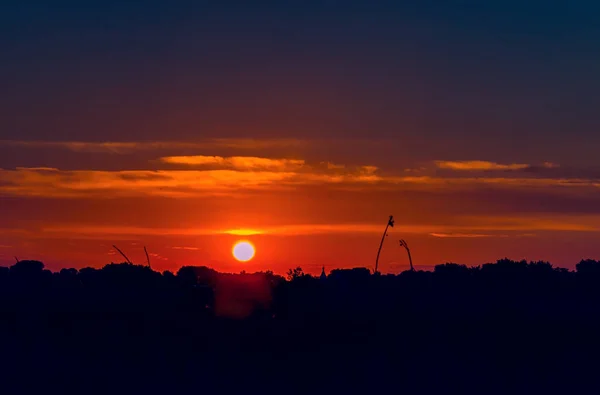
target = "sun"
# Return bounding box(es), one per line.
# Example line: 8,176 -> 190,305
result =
232,241 -> 255,262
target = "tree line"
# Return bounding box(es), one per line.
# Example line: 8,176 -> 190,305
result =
2,257 -> 600,394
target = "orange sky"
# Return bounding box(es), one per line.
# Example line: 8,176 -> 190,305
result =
1,138 -> 599,274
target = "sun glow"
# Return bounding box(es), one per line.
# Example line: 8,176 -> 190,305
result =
224,228 -> 264,236
232,241 -> 256,262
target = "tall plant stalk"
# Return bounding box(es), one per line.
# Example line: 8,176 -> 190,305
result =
375,215 -> 394,274
399,239 -> 414,271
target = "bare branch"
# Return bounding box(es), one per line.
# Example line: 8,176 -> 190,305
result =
399,239 -> 414,272
375,215 -> 394,274
112,245 -> 133,264
144,246 -> 151,268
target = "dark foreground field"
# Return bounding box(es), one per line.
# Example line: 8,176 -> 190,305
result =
2,259 -> 600,394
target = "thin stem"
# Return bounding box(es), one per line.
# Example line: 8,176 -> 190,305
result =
375,224 -> 390,274
144,246 -> 151,268
399,240 -> 414,272
112,245 -> 133,264
406,246 -> 414,271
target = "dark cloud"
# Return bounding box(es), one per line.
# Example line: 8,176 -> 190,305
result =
522,164 -> 600,180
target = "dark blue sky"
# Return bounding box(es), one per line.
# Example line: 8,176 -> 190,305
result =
2,1 -> 599,152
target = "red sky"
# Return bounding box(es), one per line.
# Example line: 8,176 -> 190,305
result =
0,138 -> 599,274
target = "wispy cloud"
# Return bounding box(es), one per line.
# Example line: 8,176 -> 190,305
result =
0,138 -> 308,153
429,233 -> 539,238
224,229 -> 266,236
223,224 -> 387,236
42,226 -> 218,237
0,165 -> 598,199
170,246 -> 200,251
543,162 -> 560,169
323,162 -> 345,170
435,160 -> 530,171
464,216 -> 600,232
229,218 -> 600,235
429,233 -> 501,238
15,167 -> 59,172
159,155 -> 305,171
360,165 -> 379,174
39,223 -> 424,238
148,252 -> 169,261
386,176 -> 600,189
37,216 -> 600,239
41,224 -> 391,237
0,161 -> 399,198
0,168 -> 298,198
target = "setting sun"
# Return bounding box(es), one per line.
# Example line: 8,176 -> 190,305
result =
232,241 -> 256,262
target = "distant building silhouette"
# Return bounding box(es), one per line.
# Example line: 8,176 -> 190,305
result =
320,266 -> 327,280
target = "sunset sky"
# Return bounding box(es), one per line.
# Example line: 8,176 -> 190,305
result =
2,1 -> 600,273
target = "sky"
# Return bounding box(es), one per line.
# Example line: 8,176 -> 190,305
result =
1,0 -> 600,273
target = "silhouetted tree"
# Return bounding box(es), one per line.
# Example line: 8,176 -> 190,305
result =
286,267 -> 305,281
576,259 -> 600,274
177,266 -> 218,287
0,256 -> 598,394
10,260 -> 44,276
60,268 -> 78,277
162,270 -> 175,279
434,262 -> 470,275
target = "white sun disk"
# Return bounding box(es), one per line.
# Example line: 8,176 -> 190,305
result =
232,241 -> 255,262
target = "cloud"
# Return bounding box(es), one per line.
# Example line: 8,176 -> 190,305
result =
463,216 -> 600,232
0,164 -> 598,199
429,233 -> 501,238
42,226 -> 217,237
429,233 -> 536,239
39,223 -> 418,238
170,246 -> 200,251
224,229 -> 266,236
159,155 -> 305,171
223,224 -> 389,236
323,162 -> 345,170
15,167 -> 59,172
0,160 -> 397,198
0,168 -> 299,198
148,252 -> 169,261
206,138 -> 308,150
543,162 -> 560,169
435,160 -> 530,171
40,224 -> 392,237
359,165 -> 379,174
36,215 -> 600,240
0,138 -> 308,153
160,156 -> 226,166
404,167 -> 428,173
385,176 -> 600,189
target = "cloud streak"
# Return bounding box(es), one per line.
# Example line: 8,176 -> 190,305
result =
435,160 -> 530,171
0,138 -> 308,154
159,155 -> 305,171
429,233 -> 502,238
39,224 -> 389,237
0,165 -> 598,199
35,215 -> 600,240
0,168 -> 298,198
